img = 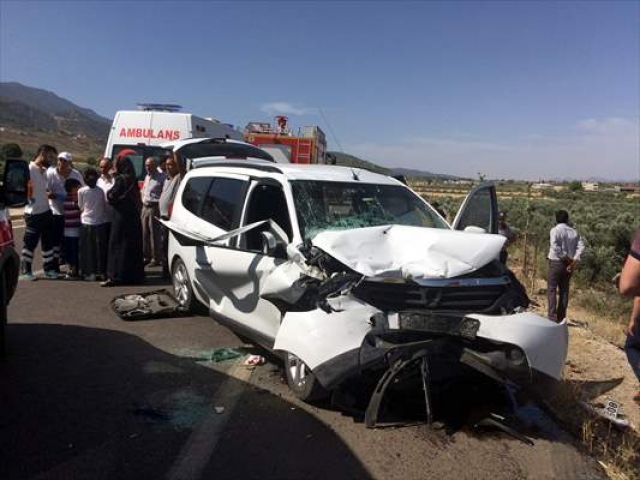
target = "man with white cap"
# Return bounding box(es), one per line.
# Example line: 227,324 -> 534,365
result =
46,151 -> 84,277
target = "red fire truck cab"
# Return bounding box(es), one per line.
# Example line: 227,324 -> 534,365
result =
243,116 -> 327,164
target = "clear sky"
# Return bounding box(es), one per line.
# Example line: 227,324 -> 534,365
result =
1,0 -> 638,180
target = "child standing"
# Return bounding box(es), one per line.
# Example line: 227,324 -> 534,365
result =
63,178 -> 82,279
77,168 -> 109,281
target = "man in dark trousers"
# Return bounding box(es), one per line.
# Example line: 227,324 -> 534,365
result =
140,157 -> 165,267
546,210 -> 585,322
20,144 -> 57,280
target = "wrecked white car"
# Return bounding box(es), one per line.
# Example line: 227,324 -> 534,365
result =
162,138 -> 568,426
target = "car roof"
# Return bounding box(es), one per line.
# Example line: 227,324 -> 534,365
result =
187,159 -> 402,185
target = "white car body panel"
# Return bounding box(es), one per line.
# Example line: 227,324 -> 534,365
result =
311,225 -> 505,280
467,312 -> 568,380
274,297 -> 381,370
275,307 -> 568,380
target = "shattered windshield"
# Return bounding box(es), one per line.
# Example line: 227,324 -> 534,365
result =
292,180 -> 449,240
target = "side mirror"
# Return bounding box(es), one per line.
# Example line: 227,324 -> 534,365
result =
261,230 -> 288,258
261,231 -> 278,256
463,226 -> 487,234
1,159 -> 29,208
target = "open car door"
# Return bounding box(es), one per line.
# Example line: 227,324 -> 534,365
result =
451,182 -> 498,234
1,158 -> 29,208
161,137 -> 275,172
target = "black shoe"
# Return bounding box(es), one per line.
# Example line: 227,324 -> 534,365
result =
100,279 -> 118,287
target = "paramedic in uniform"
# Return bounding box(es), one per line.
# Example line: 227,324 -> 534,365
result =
20,145 -> 57,280
140,157 -> 166,266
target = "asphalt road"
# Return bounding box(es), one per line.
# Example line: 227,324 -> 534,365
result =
1,225 -> 607,480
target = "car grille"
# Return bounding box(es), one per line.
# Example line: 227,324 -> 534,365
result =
352,280 -> 509,313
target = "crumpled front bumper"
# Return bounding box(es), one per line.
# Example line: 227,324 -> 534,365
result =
274,298 -> 568,391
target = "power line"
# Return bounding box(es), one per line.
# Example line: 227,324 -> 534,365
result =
318,107 -> 343,153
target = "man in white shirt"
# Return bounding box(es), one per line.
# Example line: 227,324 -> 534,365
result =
547,210 -> 586,321
21,144 -> 57,280
46,151 -> 84,276
140,157 -> 166,266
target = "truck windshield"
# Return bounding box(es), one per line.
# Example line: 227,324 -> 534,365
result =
291,180 -> 449,240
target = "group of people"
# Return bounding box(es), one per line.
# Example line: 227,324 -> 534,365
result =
20,144 -> 183,287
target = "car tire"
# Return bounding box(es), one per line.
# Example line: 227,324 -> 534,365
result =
172,258 -> 195,312
284,352 -> 328,403
0,273 -> 7,359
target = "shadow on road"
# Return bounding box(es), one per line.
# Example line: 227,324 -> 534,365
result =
0,324 -> 373,480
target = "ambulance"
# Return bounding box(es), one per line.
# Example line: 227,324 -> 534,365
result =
104,104 -> 243,180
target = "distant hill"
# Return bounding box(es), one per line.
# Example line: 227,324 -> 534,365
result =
328,151 -> 391,174
389,167 -> 464,181
329,151 -> 462,180
0,82 -> 110,159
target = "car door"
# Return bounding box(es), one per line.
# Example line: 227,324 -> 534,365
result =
2,158 -> 29,207
200,178 -> 294,347
451,183 -> 499,234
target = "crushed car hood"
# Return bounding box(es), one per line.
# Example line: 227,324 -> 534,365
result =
310,225 -> 505,280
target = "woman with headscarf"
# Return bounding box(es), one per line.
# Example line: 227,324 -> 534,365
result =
101,150 -> 145,286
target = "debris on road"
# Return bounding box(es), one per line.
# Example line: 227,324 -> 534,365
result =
245,354 -> 266,366
580,399 -> 630,430
131,404 -> 171,422
214,406 -> 225,414
111,289 -> 186,320
207,348 -> 244,363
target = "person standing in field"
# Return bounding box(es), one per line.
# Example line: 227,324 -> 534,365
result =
140,157 -> 166,267
546,209 -> 585,322
46,151 -> 84,277
498,211 -> 516,265
619,228 -> 640,406
20,144 -> 57,280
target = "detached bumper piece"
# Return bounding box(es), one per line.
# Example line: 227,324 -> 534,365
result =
365,348 -> 434,428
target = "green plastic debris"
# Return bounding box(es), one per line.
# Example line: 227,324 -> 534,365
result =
207,348 -> 244,363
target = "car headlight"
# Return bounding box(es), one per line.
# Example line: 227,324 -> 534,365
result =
507,347 -> 526,366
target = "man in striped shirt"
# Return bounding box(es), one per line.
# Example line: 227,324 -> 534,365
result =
547,209 -> 586,322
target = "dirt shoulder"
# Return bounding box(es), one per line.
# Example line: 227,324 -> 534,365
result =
528,285 -> 640,479
528,286 -> 639,432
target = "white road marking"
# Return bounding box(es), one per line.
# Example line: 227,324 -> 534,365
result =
166,359 -> 253,480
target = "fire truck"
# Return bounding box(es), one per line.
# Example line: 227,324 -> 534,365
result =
243,116 -> 327,164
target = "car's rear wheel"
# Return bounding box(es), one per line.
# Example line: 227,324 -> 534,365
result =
284,352 -> 328,402
172,258 -> 194,312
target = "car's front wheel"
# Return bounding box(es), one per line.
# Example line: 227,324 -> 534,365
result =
284,352 -> 328,403
172,258 -> 195,312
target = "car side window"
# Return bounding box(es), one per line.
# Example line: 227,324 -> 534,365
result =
201,178 -> 246,231
182,177 -> 212,216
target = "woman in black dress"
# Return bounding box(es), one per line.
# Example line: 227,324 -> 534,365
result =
101,151 -> 144,286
